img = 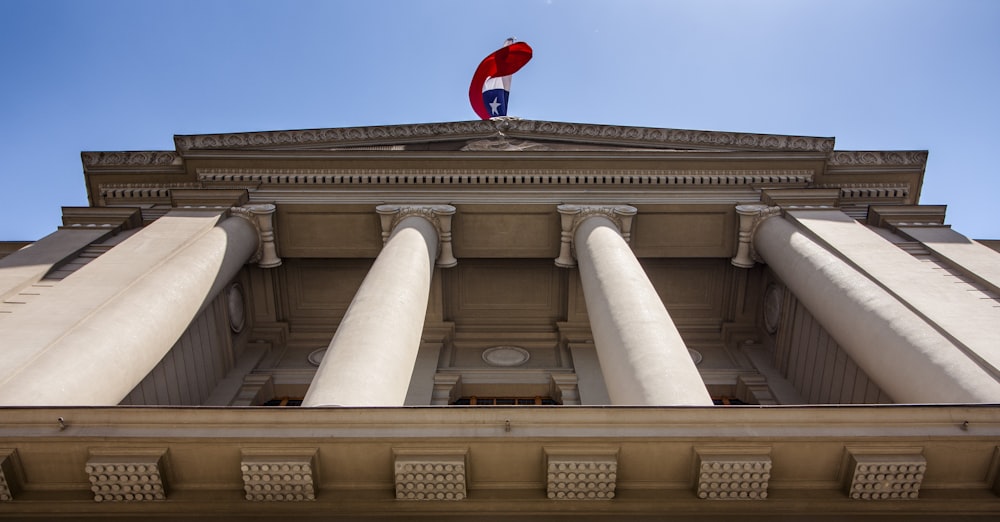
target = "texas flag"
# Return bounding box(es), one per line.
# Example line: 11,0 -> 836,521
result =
469,39 -> 533,119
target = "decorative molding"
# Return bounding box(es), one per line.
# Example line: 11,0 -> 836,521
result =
174,120 -> 834,152
0,450 -> 22,502
555,204 -> 637,268
377,204 -> 457,268
240,449 -> 318,501
85,449 -> 168,502
226,283 -> 246,334
482,346 -> 531,367
731,204 -> 781,268
867,205 -> 948,230
197,168 -> 814,187
81,151 -> 181,168
99,183 -> 201,204
811,183 -> 910,201
828,151 -> 928,168
844,452 -> 926,500
544,449 -> 618,500
695,452 -> 771,500
230,203 -> 282,268
461,137 -> 552,151
393,450 -> 468,501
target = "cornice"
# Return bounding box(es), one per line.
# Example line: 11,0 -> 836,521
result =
81,151 -> 181,168
827,150 -> 928,168
174,119 -> 835,153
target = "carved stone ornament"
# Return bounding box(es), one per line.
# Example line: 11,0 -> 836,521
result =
377,204 -> 457,268
555,204 -> 637,268
174,119 -> 834,153
229,204 -> 282,268
81,151 -> 181,168
393,452 -> 467,501
828,150 -> 928,168
763,284 -> 784,335
844,452 -> 926,500
482,346 -> 531,367
696,454 -> 771,500
227,283 -> 246,334
460,137 -> 551,151
731,204 -> 782,268
241,450 -> 318,502
197,167 -> 813,188
545,452 -> 618,500
85,450 -> 169,502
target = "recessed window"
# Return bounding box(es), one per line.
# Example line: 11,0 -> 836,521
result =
262,397 -> 303,406
452,396 -> 559,406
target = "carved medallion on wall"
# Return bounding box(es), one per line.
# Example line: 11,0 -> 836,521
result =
482,346 -> 530,367
227,283 -> 246,334
307,349 -> 327,367
689,349 -> 703,366
763,284 -> 783,334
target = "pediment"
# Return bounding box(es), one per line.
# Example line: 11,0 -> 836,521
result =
172,118 -> 835,154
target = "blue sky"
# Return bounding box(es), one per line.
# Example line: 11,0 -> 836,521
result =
2,0 -> 998,240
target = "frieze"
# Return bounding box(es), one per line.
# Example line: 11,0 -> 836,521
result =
174,120 -> 834,152
828,151 -> 928,168
81,151 -> 181,168
197,168 -> 814,186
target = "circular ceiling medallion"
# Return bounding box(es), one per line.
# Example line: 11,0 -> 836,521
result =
482,346 -> 530,367
307,348 -> 327,367
763,284 -> 784,334
689,349 -> 703,366
226,283 -> 246,334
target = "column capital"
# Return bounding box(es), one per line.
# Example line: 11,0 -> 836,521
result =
731,204 -> 781,268
555,204 -> 637,268
230,203 -> 282,268
376,204 -> 457,268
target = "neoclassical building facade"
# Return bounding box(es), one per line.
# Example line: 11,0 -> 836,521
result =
0,119 -> 998,520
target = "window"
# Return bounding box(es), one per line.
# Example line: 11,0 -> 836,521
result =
451,396 -> 559,406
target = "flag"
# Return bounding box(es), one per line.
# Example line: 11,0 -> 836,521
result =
469,39 -> 533,119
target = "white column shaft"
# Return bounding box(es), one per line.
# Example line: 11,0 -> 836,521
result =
754,215 -> 1000,403
0,212 -> 258,405
575,216 -> 713,406
302,216 -> 438,407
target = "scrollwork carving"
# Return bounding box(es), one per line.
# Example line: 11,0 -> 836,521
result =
174,120 -> 833,152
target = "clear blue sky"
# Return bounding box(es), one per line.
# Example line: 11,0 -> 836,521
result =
2,0 -> 998,240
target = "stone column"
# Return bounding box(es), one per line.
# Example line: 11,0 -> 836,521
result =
736,205 -> 1000,403
301,205 -> 455,407
556,205 -> 713,406
0,204 -> 278,405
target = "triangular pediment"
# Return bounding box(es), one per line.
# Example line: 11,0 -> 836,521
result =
173,118 -> 835,154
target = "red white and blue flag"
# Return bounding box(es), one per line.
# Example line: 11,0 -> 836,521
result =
469,38 -> 533,119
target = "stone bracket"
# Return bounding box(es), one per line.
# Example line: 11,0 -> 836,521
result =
555,204 -> 637,268
731,204 -> 781,268
85,448 -> 169,502
230,203 -> 282,268
544,447 -> 619,500
393,448 -> 468,500
843,449 -> 926,500
377,204 -> 457,268
694,448 -> 772,500
240,448 -> 318,501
